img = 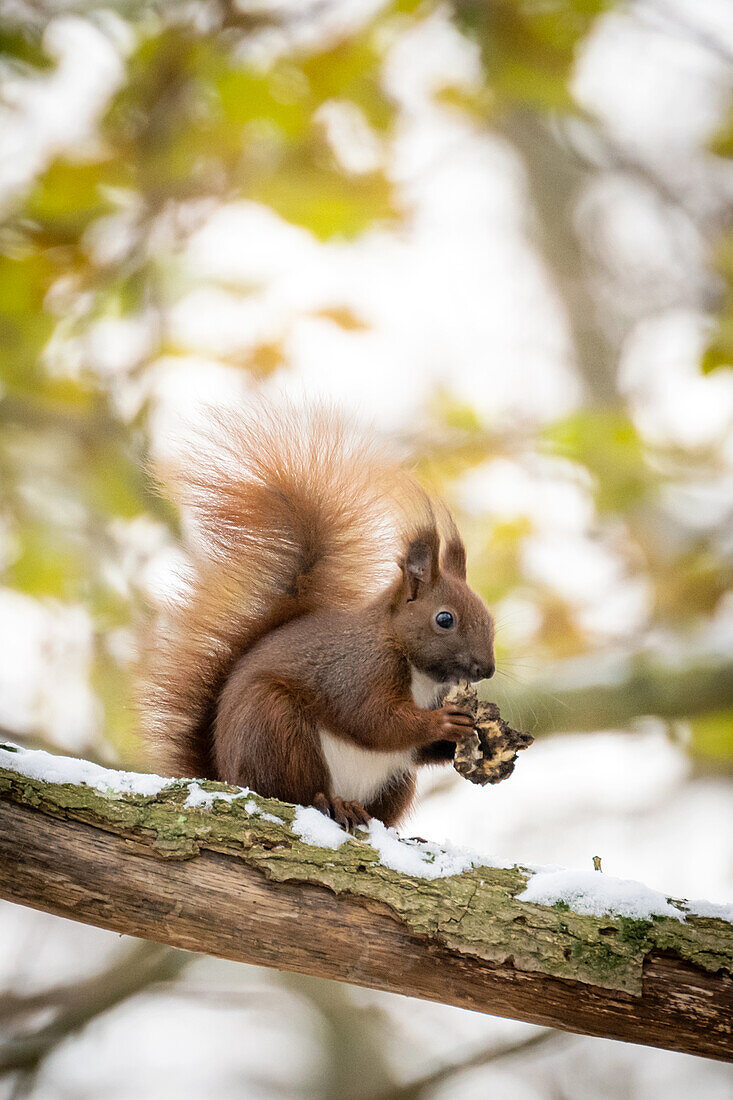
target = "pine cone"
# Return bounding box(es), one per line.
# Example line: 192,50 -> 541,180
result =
443,683 -> 533,786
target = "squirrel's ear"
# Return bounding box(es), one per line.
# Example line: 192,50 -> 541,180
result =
402,532 -> 439,601
441,537 -> 466,580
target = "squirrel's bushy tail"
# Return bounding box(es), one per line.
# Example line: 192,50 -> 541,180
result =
140,399 -> 434,779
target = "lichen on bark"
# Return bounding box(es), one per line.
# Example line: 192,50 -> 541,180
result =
1,745 -> 731,996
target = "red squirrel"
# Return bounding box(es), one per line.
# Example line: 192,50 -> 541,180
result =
142,400 -> 495,829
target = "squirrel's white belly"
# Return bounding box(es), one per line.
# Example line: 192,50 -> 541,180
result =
319,730 -> 412,804
319,668 -> 445,805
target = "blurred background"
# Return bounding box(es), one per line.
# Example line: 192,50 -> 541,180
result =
1,0 -> 732,1096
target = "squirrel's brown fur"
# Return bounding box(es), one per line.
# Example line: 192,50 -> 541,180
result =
141,399 -> 494,827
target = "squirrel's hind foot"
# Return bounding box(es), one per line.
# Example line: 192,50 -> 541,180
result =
313,793 -> 371,832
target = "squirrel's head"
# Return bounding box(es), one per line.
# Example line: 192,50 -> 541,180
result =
391,529 -> 495,685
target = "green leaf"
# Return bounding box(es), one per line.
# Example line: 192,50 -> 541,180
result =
451,0 -> 613,114
701,320 -> 733,374
688,710 -> 733,768
430,389 -> 484,432
0,253 -> 101,408
300,35 -> 392,132
470,517 -> 532,604
3,523 -> 86,601
249,156 -> 395,240
216,63 -> 310,138
0,251 -> 56,394
0,27 -> 52,71
26,158 -> 118,237
702,234 -> 733,373
543,411 -> 651,513
85,443 -> 150,520
709,106 -> 733,159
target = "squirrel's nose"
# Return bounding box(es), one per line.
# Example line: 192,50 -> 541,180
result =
470,659 -> 495,681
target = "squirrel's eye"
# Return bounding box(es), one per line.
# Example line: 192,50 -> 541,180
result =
435,610 -> 454,630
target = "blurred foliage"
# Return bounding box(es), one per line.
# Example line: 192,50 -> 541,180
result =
0,0 -> 409,761
0,21 -> 51,72
689,709 -> 733,768
451,0 -> 613,114
704,107 -> 733,373
703,231 -> 733,374
544,411 -> 652,514
0,0 -> 731,765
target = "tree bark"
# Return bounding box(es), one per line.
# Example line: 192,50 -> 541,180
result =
497,107 -> 621,407
0,745 -> 731,1062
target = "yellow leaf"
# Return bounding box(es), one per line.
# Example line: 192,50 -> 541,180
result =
311,306 -> 369,331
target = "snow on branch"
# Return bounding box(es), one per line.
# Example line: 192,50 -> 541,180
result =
0,742 -> 731,1062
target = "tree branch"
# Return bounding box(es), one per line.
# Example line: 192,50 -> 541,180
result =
489,655 -> 733,738
496,108 -> 620,407
0,744 -> 731,1062
0,942 -> 191,1074
384,1027 -> 566,1100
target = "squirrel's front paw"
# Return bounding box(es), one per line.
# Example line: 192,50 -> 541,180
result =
431,706 -> 475,740
313,793 -> 371,831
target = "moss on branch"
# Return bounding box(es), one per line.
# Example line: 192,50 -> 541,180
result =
1,744 -> 731,997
